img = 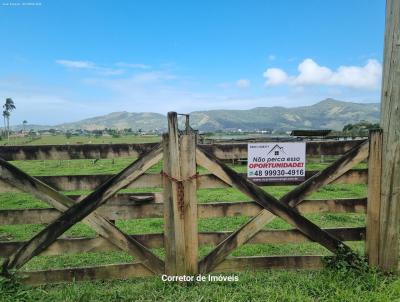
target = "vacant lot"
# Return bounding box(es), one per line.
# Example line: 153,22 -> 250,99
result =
0,137 -> 399,301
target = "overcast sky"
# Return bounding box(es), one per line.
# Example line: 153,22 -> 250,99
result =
0,0 -> 385,125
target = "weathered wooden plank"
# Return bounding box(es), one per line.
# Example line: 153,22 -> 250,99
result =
66,192 -> 163,204
163,113 -> 185,275
0,168 -> 368,192
366,130 -> 382,267
198,198 -> 367,218
0,227 -> 365,257
0,173 -> 163,192
213,255 -> 324,273
0,143 -> 159,161
180,134 -> 198,274
163,112 -> 187,275
379,0 -> 400,273
0,204 -> 163,224
18,255 -> 325,285
0,140 -> 365,161
0,144 -> 165,275
201,227 -> 365,247
18,262 -> 153,286
197,140 -> 368,274
36,173 -> 164,191
0,208 -> 60,225
0,198 -> 367,225
197,169 -> 367,188
200,140 -> 366,159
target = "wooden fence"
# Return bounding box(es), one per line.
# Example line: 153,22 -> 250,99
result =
0,113 -> 384,285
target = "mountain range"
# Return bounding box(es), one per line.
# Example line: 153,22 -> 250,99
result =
17,99 -> 380,132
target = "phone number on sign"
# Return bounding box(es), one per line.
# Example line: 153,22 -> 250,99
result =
251,169 -> 304,177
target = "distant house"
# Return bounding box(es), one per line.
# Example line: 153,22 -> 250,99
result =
290,129 -> 332,137
256,129 -> 272,134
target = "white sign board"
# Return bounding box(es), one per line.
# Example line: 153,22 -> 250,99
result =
247,142 -> 306,182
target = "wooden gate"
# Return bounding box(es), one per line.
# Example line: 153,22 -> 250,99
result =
162,112 -> 376,275
0,141 -> 166,282
0,112 -> 383,284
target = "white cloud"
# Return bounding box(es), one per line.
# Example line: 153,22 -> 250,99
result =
56,59 -> 126,76
294,59 -> 333,85
56,60 -> 96,69
268,54 -> 276,61
96,68 -> 125,76
56,60 -> 152,75
236,79 -> 250,88
263,68 -> 290,86
263,59 -> 382,89
115,62 -> 151,69
329,60 -> 382,88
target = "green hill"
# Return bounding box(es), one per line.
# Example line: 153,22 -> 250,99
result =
50,99 -> 380,131
189,99 -> 380,131
56,111 -> 166,131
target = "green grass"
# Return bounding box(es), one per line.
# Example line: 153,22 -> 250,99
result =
0,153 -> 396,302
10,158 -> 151,176
1,270 -> 400,302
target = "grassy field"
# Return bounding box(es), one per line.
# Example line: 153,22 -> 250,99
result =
0,137 -> 399,301
1,134 -> 161,146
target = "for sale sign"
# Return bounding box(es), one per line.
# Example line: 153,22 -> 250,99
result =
247,142 -> 306,182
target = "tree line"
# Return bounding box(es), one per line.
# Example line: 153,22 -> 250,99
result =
342,120 -> 380,136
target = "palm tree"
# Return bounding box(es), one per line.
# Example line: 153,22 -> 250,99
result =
3,98 -> 16,140
2,110 -> 9,139
22,120 -> 28,132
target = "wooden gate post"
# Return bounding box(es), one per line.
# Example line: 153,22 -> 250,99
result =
163,112 -> 198,275
366,129 -> 382,267
379,0 -> 400,273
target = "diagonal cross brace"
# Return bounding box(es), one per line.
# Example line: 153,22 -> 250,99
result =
0,143 -> 165,275
279,140 -> 369,207
197,140 -> 369,273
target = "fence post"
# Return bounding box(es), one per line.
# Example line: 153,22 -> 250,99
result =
163,112 -> 198,275
379,0 -> 400,272
366,129 -> 382,267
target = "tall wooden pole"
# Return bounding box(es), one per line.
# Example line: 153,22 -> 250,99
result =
379,0 -> 400,272
163,112 -> 198,275
366,129 -> 382,267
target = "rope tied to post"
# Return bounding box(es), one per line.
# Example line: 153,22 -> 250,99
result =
161,170 -> 199,218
